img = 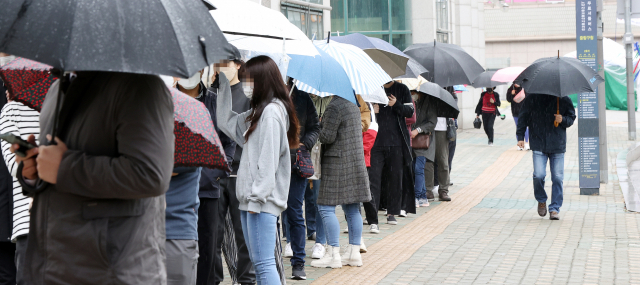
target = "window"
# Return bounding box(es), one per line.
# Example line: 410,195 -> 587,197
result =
330,0 -> 412,50
282,4 -> 325,39
436,0 -> 450,43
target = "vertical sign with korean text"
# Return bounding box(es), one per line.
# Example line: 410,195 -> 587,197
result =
576,0 -> 600,192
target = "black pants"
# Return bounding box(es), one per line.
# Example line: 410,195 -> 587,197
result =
448,139 -> 456,172
0,241 -> 15,285
196,198 -> 219,285
401,158 -> 416,214
482,112 -> 496,143
214,177 -> 255,285
364,146 -> 403,224
14,236 -> 26,285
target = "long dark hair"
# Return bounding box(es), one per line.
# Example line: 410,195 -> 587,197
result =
240,56 -> 299,148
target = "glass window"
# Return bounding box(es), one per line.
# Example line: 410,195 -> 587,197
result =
436,32 -> 449,44
392,34 -> 412,51
330,0 -> 345,33
436,0 -> 449,31
347,0 -> 388,32
391,0 -> 411,31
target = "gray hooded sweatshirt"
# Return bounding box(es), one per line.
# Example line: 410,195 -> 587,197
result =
216,73 -> 291,216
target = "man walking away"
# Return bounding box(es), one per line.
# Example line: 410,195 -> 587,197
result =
516,94 -> 575,220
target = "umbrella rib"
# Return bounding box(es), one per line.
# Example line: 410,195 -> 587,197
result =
223,31 -> 295,41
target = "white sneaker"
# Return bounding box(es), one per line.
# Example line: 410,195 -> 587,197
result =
310,246 -> 342,268
399,210 -> 407,217
525,143 -> 530,150
517,145 -> 523,151
311,243 -> 325,259
360,237 -> 367,253
369,224 -> 380,234
343,227 -> 349,233
284,242 -> 293,257
415,198 -> 420,208
341,244 -> 363,267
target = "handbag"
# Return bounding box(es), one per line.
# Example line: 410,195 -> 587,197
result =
513,89 -> 526,103
473,117 -> 482,129
411,133 -> 430,149
446,118 -> 457,141
293,145 -> 314,178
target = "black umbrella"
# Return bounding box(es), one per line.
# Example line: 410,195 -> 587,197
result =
395,57 -> 429,79
0,0 -> 236,79
416,82 -> 460,119
513,56 -> 604,97
404,41 -> 484,86
471,71 -> 502,88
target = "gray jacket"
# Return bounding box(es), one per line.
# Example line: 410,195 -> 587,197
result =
216,73 -> 291,216
412,94 -> 438,162
22,73 -> 174,284
318,96 -> 371,205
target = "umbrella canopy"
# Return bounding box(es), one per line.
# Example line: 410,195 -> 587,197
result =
397,76 -> 428,91
471,71 -> 502,88
513,57 -> 604,97
1,60 -> 229,169
314,41 -> 392,96
209,0 -> 318,56
331,33 -> 410,78
395,57 -> 429,79
0,0 -> 236,78
0,58 -> 57,110
404,41 -> 484,86
288,47 -> 356,103
492,66 -> 526,83
416,82 -> 460,119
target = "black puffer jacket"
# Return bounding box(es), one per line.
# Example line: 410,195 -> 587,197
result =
291,87 -> 320,152
516,94 -> 576,153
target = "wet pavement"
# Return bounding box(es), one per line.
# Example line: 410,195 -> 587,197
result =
220,109 -> 640,285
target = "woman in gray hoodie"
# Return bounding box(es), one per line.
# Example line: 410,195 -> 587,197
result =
216,56 -> 299,285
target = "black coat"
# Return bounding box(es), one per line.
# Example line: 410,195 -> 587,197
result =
506,85 -> 524,117
475,91 -> 501,115
0,78 -> 11,242
291,88 -> 320,152
516,94 -> 576,153
385,83 -> 415,167
198,87 -> 237,199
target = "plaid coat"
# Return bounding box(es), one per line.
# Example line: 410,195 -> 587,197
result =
318,96 -> 371,205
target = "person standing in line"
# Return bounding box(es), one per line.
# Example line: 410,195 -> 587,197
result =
400,98 -> 417,216
283,82 -> 320,280
0,76 -> 40,284
517,95 -> 575,220
363,81 -> 414,232
411,91 -> 437,208
432,115 -> 452,201
207,58 -> 256,285
475,87 -> 501,146
216,56 -> 299,285
507,83 -> 529,151
310,95 -> 371,269
445,87 -> 458,178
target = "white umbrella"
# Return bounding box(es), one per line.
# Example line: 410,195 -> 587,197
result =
209,0 -> 318,57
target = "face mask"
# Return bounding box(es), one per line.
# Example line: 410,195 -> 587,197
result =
0,55 -> 15,67
177,72 -> 201,90
242,85 -> 254,99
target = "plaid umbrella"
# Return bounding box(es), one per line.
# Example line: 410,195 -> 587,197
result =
0,58 -> 228,170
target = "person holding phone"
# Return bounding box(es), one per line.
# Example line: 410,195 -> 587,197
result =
216,56 -> 299,285
475,87 -> 501,146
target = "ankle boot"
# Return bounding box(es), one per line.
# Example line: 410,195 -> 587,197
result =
360,237 -> 367,253
439,189 -> 451,202
342,244 -> 363,267
426,188 -> 435,201
311,245 -> 342,268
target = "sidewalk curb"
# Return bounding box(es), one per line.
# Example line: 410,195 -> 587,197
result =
616,142 -> 640,212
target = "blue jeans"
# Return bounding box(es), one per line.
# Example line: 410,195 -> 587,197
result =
532,151 -> 565,213
318,203 -> 362,247
304,179 -> 325,244
240,211 -> 280,285
414,156 -> 427,199
283,175 -> 307,265
514,117 -> 529,142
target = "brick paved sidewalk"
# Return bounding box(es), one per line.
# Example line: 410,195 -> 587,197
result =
219,110 -> 640,284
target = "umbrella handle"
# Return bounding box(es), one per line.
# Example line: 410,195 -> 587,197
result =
554,97 -> 560,127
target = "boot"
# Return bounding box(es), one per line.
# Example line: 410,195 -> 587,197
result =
439,189 -> 451,202
360,237 -> 367,253
311,245 -> 342,268
341,244 -> 363,267
426,188 -> 435,201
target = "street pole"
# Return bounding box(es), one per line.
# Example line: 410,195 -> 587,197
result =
597,0 -> 608,183
625,0 -> 637,140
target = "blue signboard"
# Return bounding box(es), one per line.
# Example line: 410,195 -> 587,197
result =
576,0 -> 600,193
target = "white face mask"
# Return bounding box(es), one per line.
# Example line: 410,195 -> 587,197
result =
242,84 -> 254,99
0,55 -> 15,67
177,72 -> 201,90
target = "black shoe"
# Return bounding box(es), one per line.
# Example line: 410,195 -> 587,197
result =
291,263 -> 306,280
387,215 -> 398,225
307,232 -> 316,241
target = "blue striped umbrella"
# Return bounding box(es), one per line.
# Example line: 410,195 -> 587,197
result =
315,41 -> 392,96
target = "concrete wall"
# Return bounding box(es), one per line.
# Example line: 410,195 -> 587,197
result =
486,39 -> 577,68
411,0 -> 437,43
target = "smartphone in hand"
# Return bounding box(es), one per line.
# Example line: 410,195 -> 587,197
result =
0,133 -> 36,157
